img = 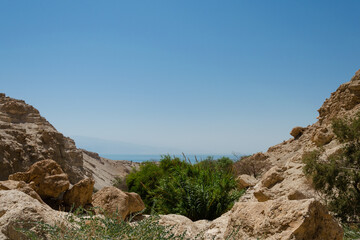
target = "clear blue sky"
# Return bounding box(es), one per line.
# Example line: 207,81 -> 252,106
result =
1,1 -> 360,155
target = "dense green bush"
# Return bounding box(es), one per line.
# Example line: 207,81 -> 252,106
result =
302,113 -> 360,222
126,155 -> 243,220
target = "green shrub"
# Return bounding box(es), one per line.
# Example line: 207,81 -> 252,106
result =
126,161 -> 165,211
155,161 -> 243,220
126,155 -> 243,220
302,113 -> 360,222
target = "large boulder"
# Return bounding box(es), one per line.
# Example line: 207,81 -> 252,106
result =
9,159 -> 70,199
224,198 -> 343,240
236,174 -> 257,189
92,186 -> 145,220
311,128 -> 334,147
0,190 -> 68,240
0,180 -> 44,204
63,178 -> 95,208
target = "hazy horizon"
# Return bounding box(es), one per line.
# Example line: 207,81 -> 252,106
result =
1,1 -> 360,155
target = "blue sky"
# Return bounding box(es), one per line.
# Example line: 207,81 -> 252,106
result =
1,1 -> 360,155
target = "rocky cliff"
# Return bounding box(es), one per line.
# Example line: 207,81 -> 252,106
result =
0,93 -> 136,188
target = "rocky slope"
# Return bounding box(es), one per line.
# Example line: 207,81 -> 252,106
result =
0,93 -> 137,189
0,160 -> 145,240
160,70 -> 360,239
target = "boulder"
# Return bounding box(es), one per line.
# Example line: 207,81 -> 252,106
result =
92,186 -> 145,220
0,180 -> 44,204
224,198 -> 343,240
236,174 -> 257,189
9,159 -> 70,199
312,128 -> 334,147
290,126 -> 305,139
0,190 -> 69,240
63,178 -> 95,208
260,166 -> 284,189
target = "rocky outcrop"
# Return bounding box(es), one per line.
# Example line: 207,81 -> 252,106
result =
0,94 -> 88,184
311,127 -> 334,146
9,159 -> 70,199
63,178 -> 95,208
82,150 -> 139,191
236,174 -> 257,189
0,93 -> 140,191
0,180 -> 44,204
92,186 -> 145,220
318,70 -> 360,124
0,190 -> 69,240
224,198 -> 343,240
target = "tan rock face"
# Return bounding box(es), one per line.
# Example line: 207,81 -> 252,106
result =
63,178 -> 95,208
224,199 -> 343,240
9,159 -> 70,199
236,174 -> 257,189
92,186 -> 145,220
0,180 -> 45,204
0,94 -> 139,190
82,150 -> 140,191
0,94 -> 88,184
0,190 -> 69,240
311,127 -> 334,146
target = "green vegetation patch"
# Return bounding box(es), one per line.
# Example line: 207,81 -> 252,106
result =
125,155 -> 244,221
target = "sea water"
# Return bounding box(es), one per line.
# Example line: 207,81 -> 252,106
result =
100,154 -> 237,163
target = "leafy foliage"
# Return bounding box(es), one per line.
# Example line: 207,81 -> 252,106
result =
126,155 -> 243,220
302,113 -> 360,222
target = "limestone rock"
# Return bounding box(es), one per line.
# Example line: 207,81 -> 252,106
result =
126,192 -> 146,214
0,94 -> 139,190
9,159 -> 70,199
236,174 -> 257,189
0,180 -> 45,204
82,150 -> 140,191
224,198 -> 343,240
92,186 -> 145,220
351,69 -> 360,82
253,189 -> 271,202
159,213 -> 230,240
260,166 -> 285,189
312,128 -> 334,146
290,126 -> 305,139
0,190 -> 68,240
0,94 -> 88,184
63,178 -> 95,208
